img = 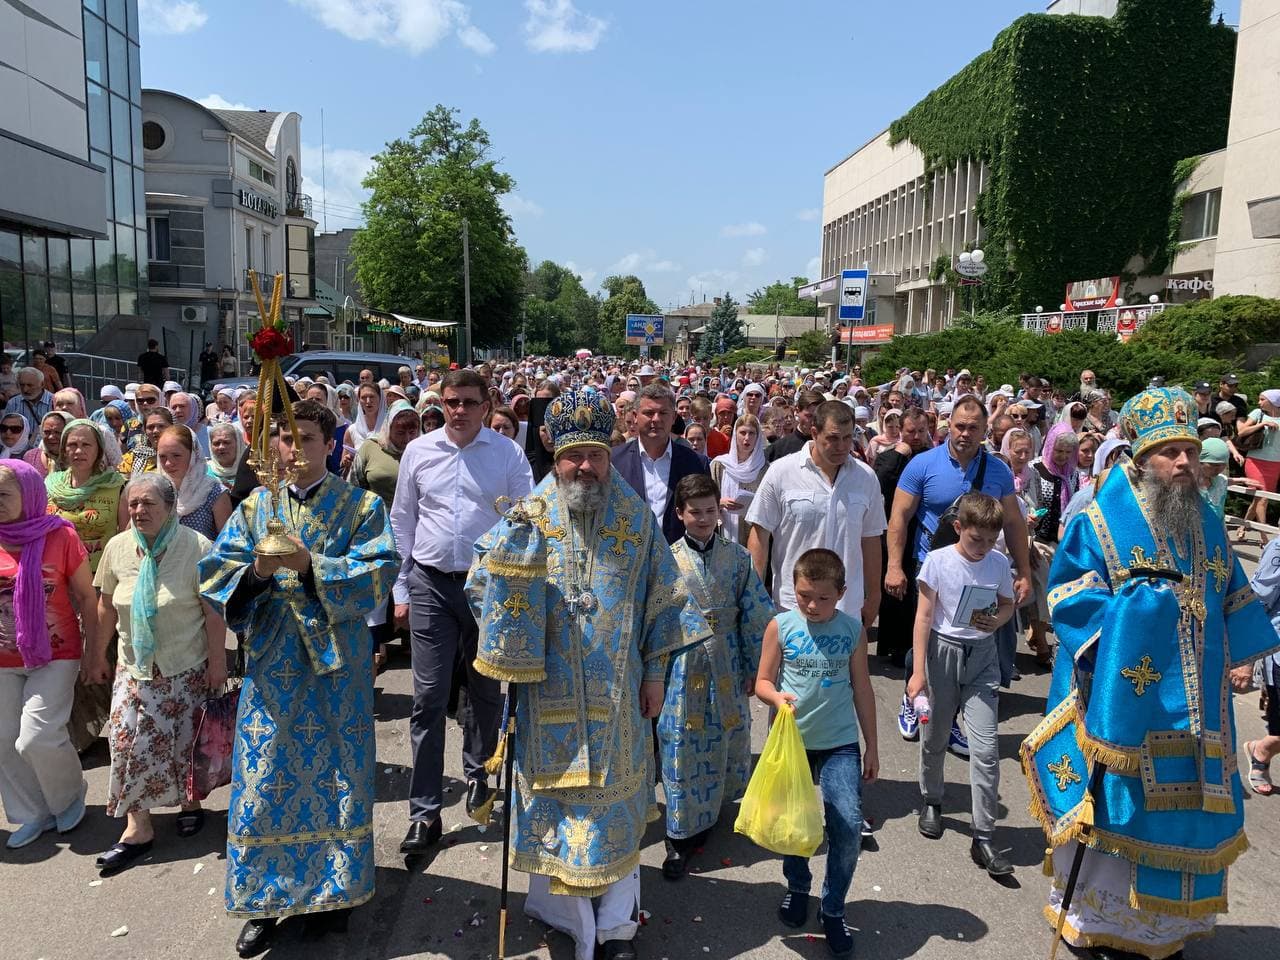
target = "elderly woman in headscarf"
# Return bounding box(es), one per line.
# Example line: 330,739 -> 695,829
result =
206,421 -> 245,492
52,388 -> 87,420
168,392 -> 209,458
0,412 -> 31,459
118,407 -> 175,477
83,473 -> 227,875
711,413 -> 766,544
91,398 -> 138,451
46,418 -> 128,575
0,459 -> 98,849
24,410 -> 74,478
154,424 -> 230,540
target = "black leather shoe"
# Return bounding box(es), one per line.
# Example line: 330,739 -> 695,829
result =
661,839 -> 688,880
970,838 -> 1015,876
97,839 -> 153,876
1089,948 -> 1149,960
465,779 -> 492,816
917,804 -> 943,839
600,939 -> 638,960
399,819 -> 442,854
235,918 -> 277,958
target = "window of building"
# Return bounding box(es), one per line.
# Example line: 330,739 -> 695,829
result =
147,216 -> 170,262
1179,189 -> 1221,242
245,225 -> 254,271
142,120 -> 165,151
263,232 -> 271,275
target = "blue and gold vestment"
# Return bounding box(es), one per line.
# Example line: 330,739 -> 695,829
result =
1021,462 -> 1280,920
467,471 -> 708,896
659,536 -> 773,839
199,476 -> 398,919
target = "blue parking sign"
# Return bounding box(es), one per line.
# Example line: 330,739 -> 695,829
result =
838,269 -> 868,322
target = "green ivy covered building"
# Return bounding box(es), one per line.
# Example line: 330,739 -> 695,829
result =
815,0 -> 1278,337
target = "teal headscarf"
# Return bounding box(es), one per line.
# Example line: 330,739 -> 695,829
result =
129,507 -> 179,673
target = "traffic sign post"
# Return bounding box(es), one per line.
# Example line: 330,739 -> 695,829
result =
838,269 -> 869,370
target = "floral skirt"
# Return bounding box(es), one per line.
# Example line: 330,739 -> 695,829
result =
106,662 -> 207,816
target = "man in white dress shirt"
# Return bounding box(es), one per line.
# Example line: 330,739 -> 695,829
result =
745,401 -> 886,626
390,369 -> 533,854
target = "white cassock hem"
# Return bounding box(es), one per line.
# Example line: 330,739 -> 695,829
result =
524,869 -> 641,960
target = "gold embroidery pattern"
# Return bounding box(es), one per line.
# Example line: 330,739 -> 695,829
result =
1121,656 -> 1162,696
1048,755 -> 1083,791
600,516 -> 642,555
1205,547 -> 1229,593
1047,570 -> 1109,616
502,592 -> 532,617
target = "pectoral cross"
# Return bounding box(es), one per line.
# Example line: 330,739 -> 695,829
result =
1047,755 -> 1083,791
1206,546 -> 1229,593
503,592 -> 532,618
601,516 -> 642,556
1121,655 -> 1162,696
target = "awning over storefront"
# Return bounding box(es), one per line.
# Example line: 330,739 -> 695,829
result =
389,313 -> 457,332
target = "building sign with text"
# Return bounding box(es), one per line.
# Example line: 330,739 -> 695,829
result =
238,188 -> 279,220
1064,276 -> 1120,311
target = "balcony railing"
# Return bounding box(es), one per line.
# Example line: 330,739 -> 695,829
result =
286,192 -> 314,218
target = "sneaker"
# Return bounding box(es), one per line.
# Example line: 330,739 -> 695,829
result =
821,912 -> 855,957
897,694 -> 919,741
56,781 -> 87,834
948,721 -> 970,758
778,891 -> 809,928
5,816 -> 56,850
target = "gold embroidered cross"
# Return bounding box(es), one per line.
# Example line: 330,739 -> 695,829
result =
1047,755 -> 1082,791
503,592 -> 532,618
260,770 -> 293,805
1121,655 -> 1162,696
1129,545 -> 1154,569
244,711 -> 272,747
319,769 -> 347,801
601,516 -> 642,555
294,711 -> 324,745
1206,547 -> 1229,593
536,515 -> 566,542
270,660 -> 300,690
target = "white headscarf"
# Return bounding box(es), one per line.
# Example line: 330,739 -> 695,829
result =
163,424 -> 220,517
0,413 -> 31,458
713,416 -> 766,540
346,385 -> 386,446
206,421 -> 246,488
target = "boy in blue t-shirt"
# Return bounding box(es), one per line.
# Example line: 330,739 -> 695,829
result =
756,549 -> 878,958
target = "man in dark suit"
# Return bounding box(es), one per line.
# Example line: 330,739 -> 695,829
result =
612,383 -> 709,544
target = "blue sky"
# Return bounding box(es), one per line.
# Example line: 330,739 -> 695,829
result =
137,0 -> 1242,312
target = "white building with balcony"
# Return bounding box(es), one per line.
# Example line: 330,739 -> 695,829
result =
141,90 -> 317,376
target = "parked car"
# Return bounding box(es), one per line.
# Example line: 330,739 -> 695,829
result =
203,351 -> 419,398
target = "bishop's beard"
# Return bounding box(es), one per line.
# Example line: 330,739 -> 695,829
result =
558,475 -> 610,515
1136,471 -> 1201,548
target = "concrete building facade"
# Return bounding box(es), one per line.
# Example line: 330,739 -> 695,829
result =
1,0 -> 146,353
141,90 -> 318,375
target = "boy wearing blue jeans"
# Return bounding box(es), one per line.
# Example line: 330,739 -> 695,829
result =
756,549 -> 878,958
907,492 -> 1016,877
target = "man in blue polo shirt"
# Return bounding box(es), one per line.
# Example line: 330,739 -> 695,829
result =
885,394 -> 1033,741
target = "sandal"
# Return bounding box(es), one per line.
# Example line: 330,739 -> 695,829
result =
176,809 -> 205,837
1244,741 -> 1274,796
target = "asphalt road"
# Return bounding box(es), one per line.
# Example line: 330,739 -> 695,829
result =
3,578 -> 1278,960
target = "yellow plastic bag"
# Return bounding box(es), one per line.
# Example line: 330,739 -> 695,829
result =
734,708 -> 823,857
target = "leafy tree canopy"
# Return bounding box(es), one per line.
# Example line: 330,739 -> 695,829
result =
747,277 -> 812,317
791,329 -> 831,366
351,105 -> 527,355
598,275 -> 659,356
522,261 -> 599,356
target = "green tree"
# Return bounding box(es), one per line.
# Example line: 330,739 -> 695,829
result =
697,294 -> 745,362
352,105 -> 527,356
791,329 -> 831,365
598,275 -> 659,356
748,276 -> 811,317
521,261 -> 600,355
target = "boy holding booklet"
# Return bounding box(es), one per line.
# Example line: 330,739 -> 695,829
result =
906,492 -> 1016,876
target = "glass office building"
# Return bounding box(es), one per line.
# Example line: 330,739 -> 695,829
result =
0,0 -> 146,352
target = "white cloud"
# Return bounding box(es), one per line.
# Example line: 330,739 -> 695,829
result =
805,255 -> 822,279
564,260 -> 598,289
609,250 -> 681,274
139,0 -> 208,34
796,207 -> 821,222
502,194 -> 544,219
301,143 -> 376,230
720,221 -> 766,238
523,0 -> 607,53
288,0 -> 495,56
742,247 -> 767,267
197,93 -> 253,112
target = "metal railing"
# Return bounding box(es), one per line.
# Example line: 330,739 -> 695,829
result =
286,192 -> 313,218
1226,483 -> 1280,539
63,352 -> 189,399
242,269 -> 285,295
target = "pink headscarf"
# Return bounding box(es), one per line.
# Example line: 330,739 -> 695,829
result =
1039,422 -> 1080,512
0,459 -> 75,668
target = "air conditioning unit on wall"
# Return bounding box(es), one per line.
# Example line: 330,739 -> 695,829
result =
180,305 -> 208,325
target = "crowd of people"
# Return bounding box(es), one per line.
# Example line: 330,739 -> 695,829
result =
0,347 -> 1278,960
